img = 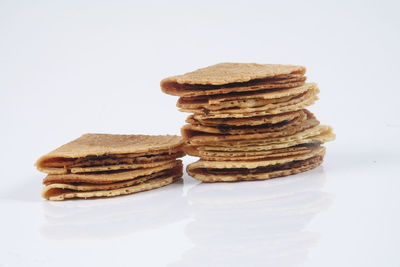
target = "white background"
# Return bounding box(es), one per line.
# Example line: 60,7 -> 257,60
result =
1,0 -> 399,266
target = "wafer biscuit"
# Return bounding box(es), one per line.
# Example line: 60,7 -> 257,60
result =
161,63 -> 306,96
188,110 -> 304,127
162,63 -> 306,85
71,151 -> 185,168
183,110 -> 307,135
69,159 -> 177,174
194,125 -> 334,148
43,174 -> 182,201
208,83 -> 317,104
187,147 -> 324,170
179,87 -> 318,115
43,160 -> 182,184
36,134 -> 185,174
187,155 -> 323,182
183,112 -> 319,142
43,167 -> 181,194
191,96 -> 317,119
177,84 -> 318,111
185,145 -> 315,161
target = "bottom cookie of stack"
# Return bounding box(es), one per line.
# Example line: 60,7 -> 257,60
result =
42,162 -> 183,200
187,147 -> 325,182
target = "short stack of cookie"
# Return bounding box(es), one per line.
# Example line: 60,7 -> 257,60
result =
161,63 -> 335,182
36,134 -> 185,200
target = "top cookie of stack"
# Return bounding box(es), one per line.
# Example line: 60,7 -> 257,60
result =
161,63 -> 335,182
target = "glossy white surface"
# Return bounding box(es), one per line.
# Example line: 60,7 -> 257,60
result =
1,0 -> 400,266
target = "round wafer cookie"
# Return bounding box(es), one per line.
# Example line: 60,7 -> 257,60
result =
42,167 -> 182,196
185,145 -> 315,161
43,160 -> 182,184
180,87 -> 318,115
208,83 -> 317,104
187,147 -> 325,170
194,125 -> 334,147
187,155 -> 324,182
182,110 -> 307,136
188,110 -> 304,127
191,96 -> 318,119
183,114 -> 319,143
177,84 -> 319,111
42,174 -> 182,201
36,134 -> 185,173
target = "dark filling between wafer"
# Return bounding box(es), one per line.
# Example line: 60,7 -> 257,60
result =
44,151 -> 184,168
201,155 -> 323,175
178,75 -> 304,90
215,119 -> 292,133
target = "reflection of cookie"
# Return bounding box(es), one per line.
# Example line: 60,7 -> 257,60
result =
41,179 -> 189,239
36,134 -> 185,200
161,62 -> 334,182
186,148 -> 325,182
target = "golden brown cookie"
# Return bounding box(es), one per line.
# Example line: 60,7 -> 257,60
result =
43,160 -> 182,184
192,125 -> 334,148
177,83 -> 318,111
188,110 -> 304,127
42,174 -> 182,201
186,147 -> 325,182
182,109 -> 308,136
161,63 -> 306,96
36,134 -> 185,174
179,87 -> 319,116
182,111 -> 319,143
185,145 -> 317,161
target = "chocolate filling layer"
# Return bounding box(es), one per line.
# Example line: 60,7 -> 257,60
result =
178,75 -> 304,90
201,155 -> 323,175
215,119 -> 293,133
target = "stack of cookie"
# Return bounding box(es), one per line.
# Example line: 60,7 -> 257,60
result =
161,63 -> 335,182
36,134 -> 185,200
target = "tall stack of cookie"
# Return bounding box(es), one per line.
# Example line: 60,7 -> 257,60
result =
36,134 -> 185,200
161,63 -> 335,182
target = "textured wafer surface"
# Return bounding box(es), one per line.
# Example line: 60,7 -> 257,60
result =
194,125 -> 335,148
177,83 -> 318,111
164,79 -> 306,97
187,155 -> 323,182
43,175 -> 182,201
69,159 -> 177,174
36,134 -> 184,171
183,112 -> 319,143
179,87 -> 318,115
191,95 -> 317,119
187,147 -> 325,170
43,160 -> 182,184
183,109 -> 307,135
185,145 -> 315,161
161,63 -> 305,86
188,110 -> 304,127
42,167 -> 181,195
208,83 -> 317,104
71,151 -> 186,167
